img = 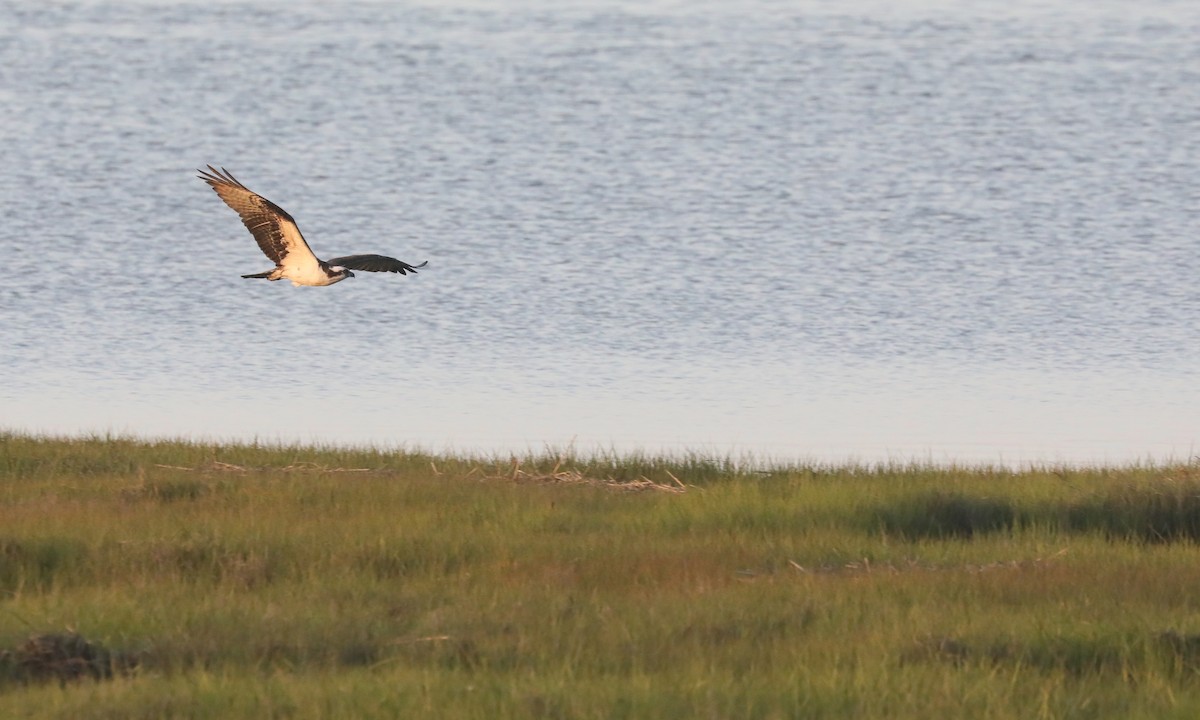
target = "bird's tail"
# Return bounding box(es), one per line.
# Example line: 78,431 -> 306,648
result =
241,271 -> 274,279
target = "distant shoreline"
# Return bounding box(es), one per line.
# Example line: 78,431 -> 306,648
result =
2,428 -> 1193,472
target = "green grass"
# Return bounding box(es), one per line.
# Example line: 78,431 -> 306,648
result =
3,431 -> 1200,718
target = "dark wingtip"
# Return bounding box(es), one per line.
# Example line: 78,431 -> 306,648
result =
197,165 -> 242,188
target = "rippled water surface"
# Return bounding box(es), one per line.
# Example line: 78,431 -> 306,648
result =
2,0 -> 1198,464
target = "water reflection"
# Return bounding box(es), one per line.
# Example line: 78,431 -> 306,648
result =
8,360 -> 1197,466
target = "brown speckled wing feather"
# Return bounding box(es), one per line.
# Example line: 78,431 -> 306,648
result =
197,165 -> 319,267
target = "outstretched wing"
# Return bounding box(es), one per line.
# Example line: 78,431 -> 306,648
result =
197,165 -> 320,267
326,254 -> 429,275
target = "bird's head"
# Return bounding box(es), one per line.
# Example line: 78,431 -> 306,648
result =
331,266 -> 354,279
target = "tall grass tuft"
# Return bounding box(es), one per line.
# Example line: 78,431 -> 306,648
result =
1064,472 -> 1200,541
0,538 -> 89,593
874,490 -> 1017,539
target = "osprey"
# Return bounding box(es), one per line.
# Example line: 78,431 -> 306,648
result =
197,165 -> 428,287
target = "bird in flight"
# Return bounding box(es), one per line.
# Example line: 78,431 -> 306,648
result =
198,165 -> 428,287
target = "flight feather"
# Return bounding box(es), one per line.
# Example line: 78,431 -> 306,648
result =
326,254 -> 429,275
197,165 -> 318,267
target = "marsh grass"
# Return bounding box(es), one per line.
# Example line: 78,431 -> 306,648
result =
3,431 -> 1200,717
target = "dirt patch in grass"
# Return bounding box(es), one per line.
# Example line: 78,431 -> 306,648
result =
0,632 -> 137,685
477,458 -> 688,493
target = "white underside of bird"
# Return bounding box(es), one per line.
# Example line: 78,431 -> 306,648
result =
266,264 -> 351,287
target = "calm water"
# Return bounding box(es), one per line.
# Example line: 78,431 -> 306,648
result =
2,0 -> 1198,464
